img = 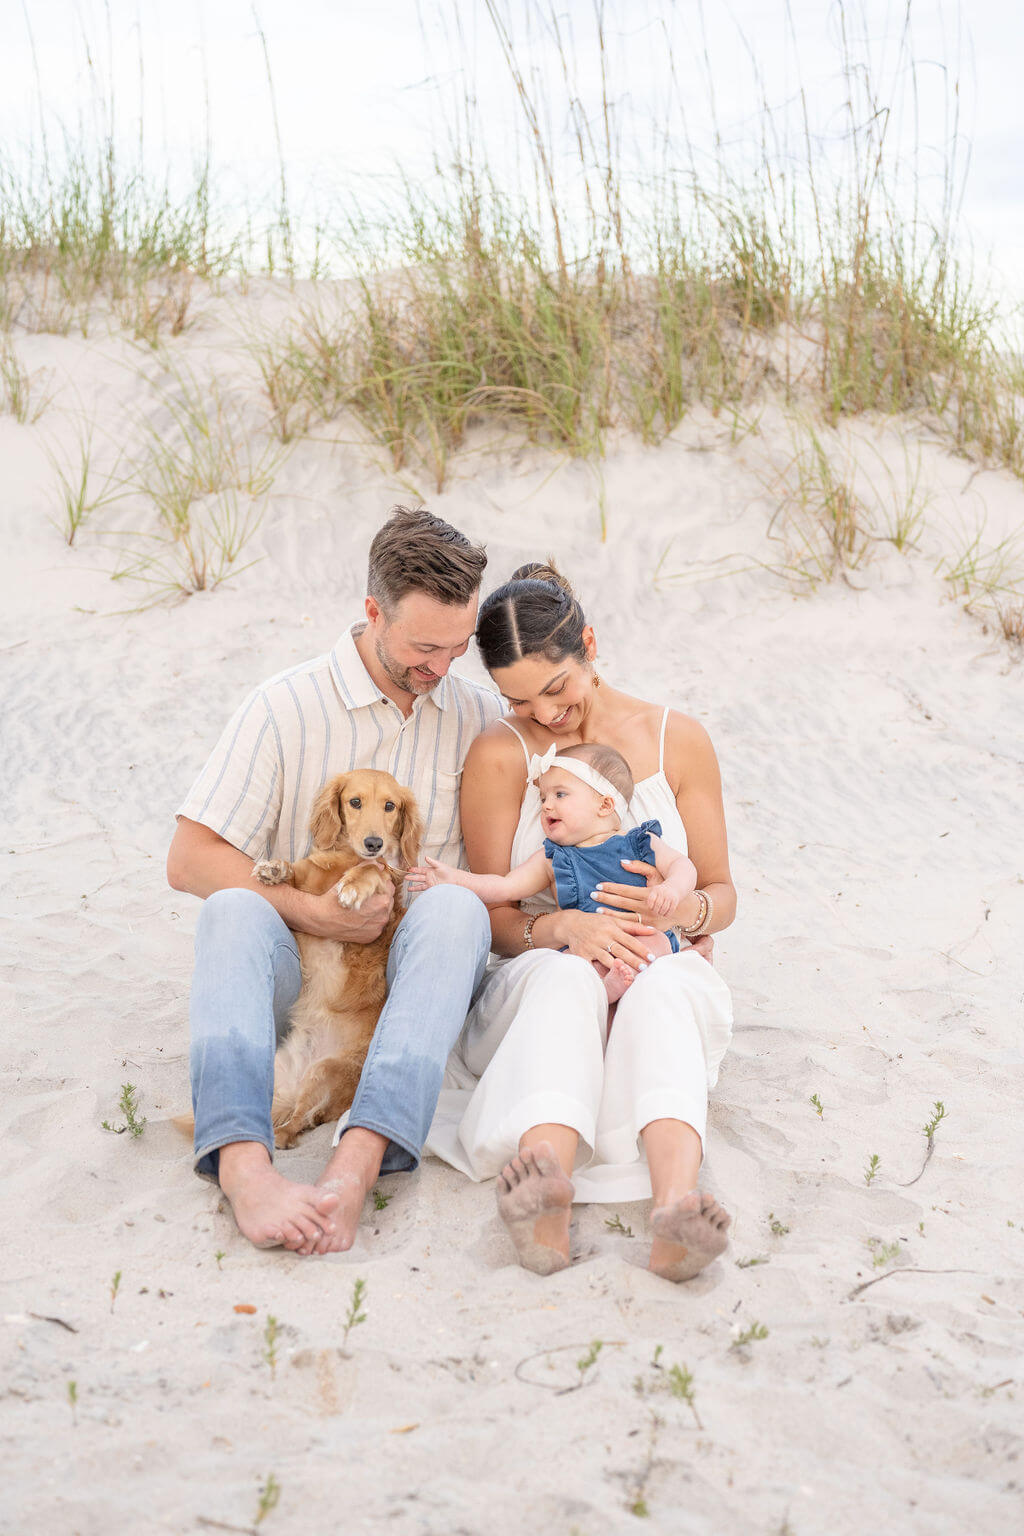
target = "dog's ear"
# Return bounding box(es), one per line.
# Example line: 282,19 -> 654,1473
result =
397,786 -> 425,870
310,776 -> 346,850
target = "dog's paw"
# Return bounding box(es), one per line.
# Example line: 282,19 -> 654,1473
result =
336,867 -> 388,909
253,859 -> 292,886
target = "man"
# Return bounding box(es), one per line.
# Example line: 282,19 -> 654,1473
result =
167,507 -> 502,1256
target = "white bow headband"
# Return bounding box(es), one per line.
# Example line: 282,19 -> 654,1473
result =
528,743 -> 629,821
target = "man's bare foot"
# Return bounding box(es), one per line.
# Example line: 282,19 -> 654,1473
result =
648,1189 -> 731,1281
311,1171 -> 367,1255
309,1127 -> 388,1255
497,1142 -> 574,1275
218,1147 -> 340,1254
601,957 -> 636,1005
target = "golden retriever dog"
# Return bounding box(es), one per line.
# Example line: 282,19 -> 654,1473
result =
251,768 -> 422,1149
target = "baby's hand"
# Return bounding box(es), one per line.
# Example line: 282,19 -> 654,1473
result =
405,855 -> 451,892
644,885 -> 677,919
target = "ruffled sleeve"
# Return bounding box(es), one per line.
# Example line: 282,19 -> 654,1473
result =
544,840 -> 580,909
625,819 -> 663,865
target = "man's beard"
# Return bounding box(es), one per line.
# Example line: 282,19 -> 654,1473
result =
375,635 -> 440,696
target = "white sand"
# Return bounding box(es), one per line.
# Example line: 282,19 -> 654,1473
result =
2,287 -> 1023,1535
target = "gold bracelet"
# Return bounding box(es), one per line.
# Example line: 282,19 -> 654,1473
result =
523,913 -> 539,949
682,889 -> 713,937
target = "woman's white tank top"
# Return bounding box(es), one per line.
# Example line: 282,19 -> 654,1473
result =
500,708 -> 686,916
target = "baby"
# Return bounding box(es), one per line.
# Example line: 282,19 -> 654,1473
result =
407,742 -> 697,1003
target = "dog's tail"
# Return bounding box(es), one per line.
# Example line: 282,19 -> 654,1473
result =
171,1112 -> 195,1140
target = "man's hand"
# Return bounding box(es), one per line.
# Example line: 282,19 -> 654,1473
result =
301,881 -> 395,942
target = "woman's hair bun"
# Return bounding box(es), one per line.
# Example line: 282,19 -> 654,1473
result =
510,560 -> 575,598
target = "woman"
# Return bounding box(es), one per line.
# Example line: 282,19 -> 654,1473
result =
428,564 -> 735,1281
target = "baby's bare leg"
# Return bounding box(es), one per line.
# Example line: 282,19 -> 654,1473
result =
595,956 -> 636,1005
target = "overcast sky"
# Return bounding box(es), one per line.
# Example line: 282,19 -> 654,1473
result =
1,1 -> 1021,305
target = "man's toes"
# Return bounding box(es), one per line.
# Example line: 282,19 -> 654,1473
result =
280,1222 -> 308,1250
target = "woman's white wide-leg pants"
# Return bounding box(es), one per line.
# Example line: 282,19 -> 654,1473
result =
426,947 -> 733,1203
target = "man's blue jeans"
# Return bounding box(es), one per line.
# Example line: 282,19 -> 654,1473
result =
189,885 -> 491,1179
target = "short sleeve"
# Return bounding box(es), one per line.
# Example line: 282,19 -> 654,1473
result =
545,842 -> 580,909
176,688 -> 283,857
626,819 -> 663,864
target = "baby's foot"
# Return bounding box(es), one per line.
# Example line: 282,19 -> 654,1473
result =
602,958 -> 636,1004
496,1142 -> 574,1275
649,1190 -> 731,1281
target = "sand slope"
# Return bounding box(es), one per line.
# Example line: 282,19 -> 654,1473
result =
2,293 -> 1022,1535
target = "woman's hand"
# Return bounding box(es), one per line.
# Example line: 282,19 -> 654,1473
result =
592,860 -> 688,926
556,908 -> 661,972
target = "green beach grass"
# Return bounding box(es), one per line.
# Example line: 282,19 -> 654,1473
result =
2,1 -> 1022,622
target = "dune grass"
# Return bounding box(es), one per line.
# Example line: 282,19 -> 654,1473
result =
3,1 -> 1022,606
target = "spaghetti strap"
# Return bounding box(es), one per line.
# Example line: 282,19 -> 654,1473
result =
497,716 -> 531,768
658,706 -> 670,771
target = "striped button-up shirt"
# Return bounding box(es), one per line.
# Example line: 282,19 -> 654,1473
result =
177,624 -> 504,866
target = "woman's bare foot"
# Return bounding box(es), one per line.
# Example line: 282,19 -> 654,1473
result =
218,1144 -> 340,1254
497,1142 -> 574,1275
600,957 -> 636,1004
649,1189 -> 731,1281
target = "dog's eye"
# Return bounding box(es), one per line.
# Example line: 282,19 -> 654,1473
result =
384,800 -> 396,812
348,797 -> 361,809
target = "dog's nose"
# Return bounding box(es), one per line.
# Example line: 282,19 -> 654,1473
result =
363,836 -> 384,855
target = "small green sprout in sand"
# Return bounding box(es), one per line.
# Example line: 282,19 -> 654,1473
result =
866,1237 -> 900,1269
263,1314 -> 281,1378
736,1255 -> 769,1268
214,1250 -> 226,1269
102,1083 -> 147,1138
341,1278 -> 367,1355
255,1472 -> 281,1525
576,1339 -> 604,1384
732,1321 -> 769,1349
923,1101 -> 947,1141
918,1221 -> 925,1236
372,1189 -> 390,1211
605,1214 -> 634,1237
666,1363 -> 703,1429
67,1380 -> 78,1424
768,1213 -> 790,1237
810,1093 -> 824,1119
110,1270 -> 122,1312
864,1153 -> 881,1185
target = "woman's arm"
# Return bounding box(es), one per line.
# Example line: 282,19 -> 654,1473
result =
461,726 -> 660,965
595,713 -> 737,936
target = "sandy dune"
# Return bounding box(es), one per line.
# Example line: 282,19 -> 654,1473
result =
2,289 -> 1022,1534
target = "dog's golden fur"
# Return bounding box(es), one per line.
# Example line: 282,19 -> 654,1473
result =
251,769 -> 423,1148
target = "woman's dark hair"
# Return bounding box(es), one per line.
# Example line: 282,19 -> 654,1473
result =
476,561 -> 588,671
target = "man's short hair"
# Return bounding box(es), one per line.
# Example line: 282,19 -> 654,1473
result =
368,507 -> 487,614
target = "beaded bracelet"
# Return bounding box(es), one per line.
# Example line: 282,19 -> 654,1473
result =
523,913 -> 540,949
681,889 -> 713,937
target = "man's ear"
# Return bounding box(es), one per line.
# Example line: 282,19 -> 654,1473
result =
365,595 -> 383,627
310,775 -> 346,849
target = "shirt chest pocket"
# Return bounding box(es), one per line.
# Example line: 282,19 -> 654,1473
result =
409,767 -> 462,855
